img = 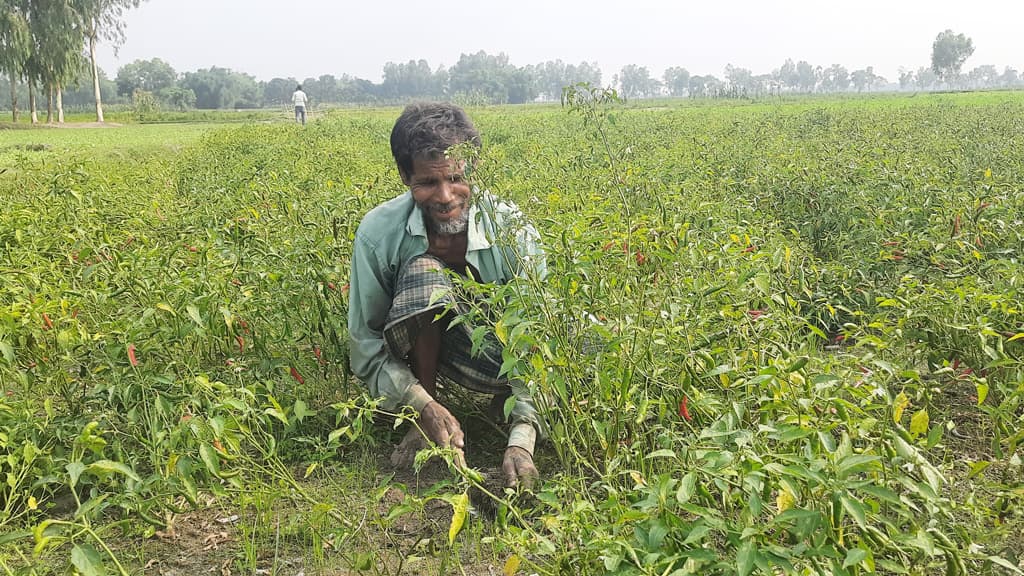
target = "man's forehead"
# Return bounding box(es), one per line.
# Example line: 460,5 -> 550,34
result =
412,155 -> 466,171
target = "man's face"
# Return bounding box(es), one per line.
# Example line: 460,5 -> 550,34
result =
402,156 -> 472,236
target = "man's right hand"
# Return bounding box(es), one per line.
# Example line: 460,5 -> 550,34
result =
419,401 -> 465,455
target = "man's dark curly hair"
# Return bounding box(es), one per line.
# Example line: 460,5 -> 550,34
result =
390,102 -> 481,179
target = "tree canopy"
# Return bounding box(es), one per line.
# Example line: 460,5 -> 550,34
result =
931,29 -> 975,82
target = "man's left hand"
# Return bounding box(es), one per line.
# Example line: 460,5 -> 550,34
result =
502,446 -> 538,489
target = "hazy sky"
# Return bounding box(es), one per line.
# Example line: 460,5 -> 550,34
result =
96,0 -> 1023,83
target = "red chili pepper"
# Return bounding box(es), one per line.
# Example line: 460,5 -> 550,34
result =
236,335 -> 245,353
42,313 -> 53,330
601,241 -> 615,252
313,346 -> 324,364
327,282 -> 337,291
741,245 -> 758,253
747,309 -> 764,320
679,396 -> 692,422
341,283 -> 350,295
634,251 -> 647,265
952,358 -> 960,371
127,343 -> 138,367
290,366 -> 305,384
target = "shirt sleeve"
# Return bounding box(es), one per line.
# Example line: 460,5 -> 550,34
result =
347,234 -> 433,412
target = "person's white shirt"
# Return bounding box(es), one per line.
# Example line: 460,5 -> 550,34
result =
292,90 -> 307,107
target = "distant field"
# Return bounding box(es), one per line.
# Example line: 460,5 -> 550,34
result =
1,92 -> 1022,575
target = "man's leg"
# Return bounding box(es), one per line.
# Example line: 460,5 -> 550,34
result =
411,318 -> 441,396
392,317 -> 469,468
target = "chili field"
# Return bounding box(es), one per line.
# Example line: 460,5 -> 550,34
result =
1,91 -> 1022,575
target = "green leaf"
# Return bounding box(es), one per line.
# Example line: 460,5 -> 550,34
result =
66,461 -> 86,487
676,472 -> 697,504
843,548 -> 867,568
836,453 -> 881,477
840,493 -> 867,528
986,555 -> 1024,574
753,273 -> 770,295
967,461 -> 991,479
892,392 -> 909,423
736,539 -> 756,576
199,443 -> 221,476
926,423 -> 943,448
87,460 -> 140,482
909,409 -> 929,438
0,341 -> 14,364
292,399 -> 313,422
186,304 -> 203,327
448,491 -> 469,545
328,426 -> 350,444
975,383 -> 989,405
682,522 -> 710,545
645,449 -> 676,459
0,529 -> 31,546
71,543 -> 107,576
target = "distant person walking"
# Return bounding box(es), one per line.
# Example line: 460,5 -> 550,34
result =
292,84 -> 308,125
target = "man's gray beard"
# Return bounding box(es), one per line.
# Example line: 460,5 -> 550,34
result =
428,210 -> 469,236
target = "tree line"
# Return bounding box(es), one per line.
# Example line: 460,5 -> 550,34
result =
0,0 -> 143,122
2,17 -> 1019,119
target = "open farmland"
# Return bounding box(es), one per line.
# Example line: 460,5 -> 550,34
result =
1,91 -> 1022,575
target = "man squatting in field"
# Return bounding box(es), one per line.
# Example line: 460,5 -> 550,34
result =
347,102 -> 545,487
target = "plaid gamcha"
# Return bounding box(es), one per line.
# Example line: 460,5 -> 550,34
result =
383,254 -> 510,396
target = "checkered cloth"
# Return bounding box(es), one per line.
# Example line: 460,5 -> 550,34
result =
383,254 -> 510,396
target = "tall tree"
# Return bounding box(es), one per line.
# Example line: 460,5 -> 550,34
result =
820,64 -> 849,92
724,64 -> 754,95
617,64 -> 659,99
931,29 -> 974,84
75,0 -> 143,122
181,66 -> 259,109
0,0 -> 31,121
796,60 -> 818,92
115,57 -> 175,95
449,51 -> 534,104
28,0 -> 83,123
775,59 -> 798,91
663,66 -> 690,97
382,59 -> 443,100
260,76 -> 298,106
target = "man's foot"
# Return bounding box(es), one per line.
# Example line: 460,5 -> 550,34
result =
390,426 -> 429,469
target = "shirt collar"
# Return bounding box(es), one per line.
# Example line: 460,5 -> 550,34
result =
405,189 -> 493,252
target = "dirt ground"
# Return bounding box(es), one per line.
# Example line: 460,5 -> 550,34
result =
0,120 -> 123,129
124,404 -> 525,576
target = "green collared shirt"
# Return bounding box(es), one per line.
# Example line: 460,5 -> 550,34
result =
347,189 -> 545,452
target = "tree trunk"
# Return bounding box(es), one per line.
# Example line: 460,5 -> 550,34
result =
9,73 -> 17,123
46,83 -> 53,123
57,82 -> 64,123
29,79 -> 37,124
89,28 -> 104,123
